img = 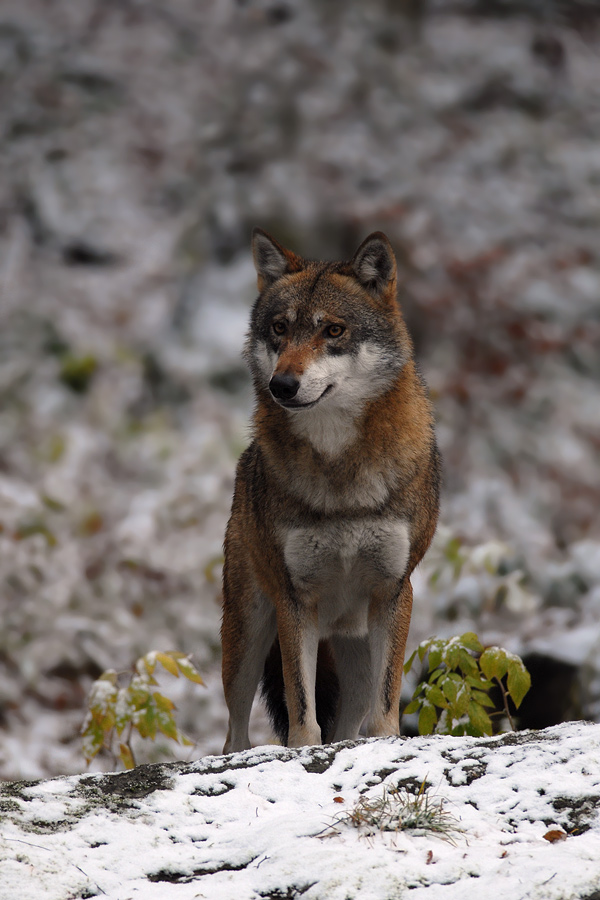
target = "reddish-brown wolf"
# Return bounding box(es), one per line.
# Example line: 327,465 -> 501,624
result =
221,229 -> 440,752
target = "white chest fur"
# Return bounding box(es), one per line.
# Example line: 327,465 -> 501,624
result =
282,517 -> 410,637
289,405 -> 358,457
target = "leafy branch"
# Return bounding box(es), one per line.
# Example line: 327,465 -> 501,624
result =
403,632 -> 531,737
81,651 -> 204,769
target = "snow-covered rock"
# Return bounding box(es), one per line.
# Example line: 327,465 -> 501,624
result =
1,722 -> 600,900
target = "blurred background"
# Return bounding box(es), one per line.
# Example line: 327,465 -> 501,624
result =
0,0 -> 599,779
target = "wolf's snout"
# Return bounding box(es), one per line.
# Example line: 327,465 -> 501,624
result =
269,373 -> 300,402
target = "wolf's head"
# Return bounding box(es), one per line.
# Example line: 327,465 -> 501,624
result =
246,229 -> 412,429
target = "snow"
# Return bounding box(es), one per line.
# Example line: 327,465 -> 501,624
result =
2,722 -> 600,899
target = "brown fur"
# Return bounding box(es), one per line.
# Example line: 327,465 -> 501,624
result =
221,229 -> 440,752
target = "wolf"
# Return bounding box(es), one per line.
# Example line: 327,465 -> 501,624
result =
221,228 -> 440,752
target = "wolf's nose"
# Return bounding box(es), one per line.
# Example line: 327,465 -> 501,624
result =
269,373 -> 300,402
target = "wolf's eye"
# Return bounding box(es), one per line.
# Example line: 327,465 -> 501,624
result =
325,324 -> 344,338
272,321 -> 286,336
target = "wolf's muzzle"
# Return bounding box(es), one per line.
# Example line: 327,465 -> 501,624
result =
269,373 -> 300,402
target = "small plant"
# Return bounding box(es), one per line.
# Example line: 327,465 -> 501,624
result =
81,651 -> 204,769
340,780 -> 459,841
403,632 -> 531,737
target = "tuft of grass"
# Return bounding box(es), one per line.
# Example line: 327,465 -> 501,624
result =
338,781 -> 460,842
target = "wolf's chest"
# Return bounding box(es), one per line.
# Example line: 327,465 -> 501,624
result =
281,517 -> 410,636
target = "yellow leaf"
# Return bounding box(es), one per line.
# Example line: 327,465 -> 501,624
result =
153,692 -> 176,712
156,652 -> 180,677
119,743 -> 135,770
176,655 -> 205,685
141,654 -> 156,676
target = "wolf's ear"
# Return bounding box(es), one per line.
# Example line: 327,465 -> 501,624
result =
351,232 -> 396,299
251,228 -> 300,291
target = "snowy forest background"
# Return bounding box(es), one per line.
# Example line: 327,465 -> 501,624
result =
0,0 -> 599,780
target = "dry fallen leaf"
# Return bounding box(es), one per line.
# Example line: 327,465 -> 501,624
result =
543,829 -> 568,843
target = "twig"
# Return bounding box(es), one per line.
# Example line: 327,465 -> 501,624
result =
4,837 -> 52,852
72,864 -> 107,895
495,676 -> 516,731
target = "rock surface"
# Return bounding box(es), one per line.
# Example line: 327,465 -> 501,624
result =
1,722 -> 600,899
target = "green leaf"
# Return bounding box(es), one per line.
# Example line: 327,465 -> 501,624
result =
441,677 -> 458,705
403,699 -> 420,716
428,647 -> 443,671
463,721 -> 483,738
468,700 -> 493,736
418,702 -> 438,736
471,689 -> 496,709
459,632 -> 484,654
418,640 -> 431,664
506,659 -> 531,708
404,649 -> 418,675
136,696 -> 158,740
425,684 -> 448,708
81,718 -> 106,763
466,674 -> 493,691
454,684 -> 471,718
457,649 -> 478,678
157,715 -> 179,742
480,647 -> 509,682
155,698 -> 179,742
451,723 -> 468,736
114,688 -> 134,735
127,677 -> 152,711
445,644 -> 460,670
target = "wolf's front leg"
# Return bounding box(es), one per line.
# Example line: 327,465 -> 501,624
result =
276,600 -> 321,747
367,579 -> 413,737
221,589 -> 277,754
